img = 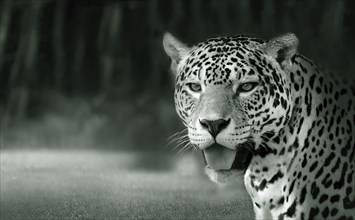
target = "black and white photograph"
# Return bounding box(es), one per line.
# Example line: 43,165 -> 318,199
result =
1,0 -> 354,219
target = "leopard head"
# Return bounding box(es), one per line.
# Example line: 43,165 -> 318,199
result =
163,33 -> 298,183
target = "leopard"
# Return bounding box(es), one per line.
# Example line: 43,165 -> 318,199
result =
163,32 -> 355,220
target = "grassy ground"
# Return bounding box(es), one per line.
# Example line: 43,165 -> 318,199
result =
0,149 -> 253,219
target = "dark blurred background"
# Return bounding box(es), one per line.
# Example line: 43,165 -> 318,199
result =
1,0 -> 354,151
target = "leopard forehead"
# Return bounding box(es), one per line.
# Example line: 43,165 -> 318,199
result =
173,35 -> 292,124
177,36 -> 267,84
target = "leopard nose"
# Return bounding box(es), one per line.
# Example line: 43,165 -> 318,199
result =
199,118 -> 231,138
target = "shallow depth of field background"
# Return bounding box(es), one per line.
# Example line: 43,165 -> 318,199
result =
1,0 -> 354,219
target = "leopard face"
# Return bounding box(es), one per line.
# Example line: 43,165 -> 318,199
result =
163,32 -> 355,220
164,33 -> 297,182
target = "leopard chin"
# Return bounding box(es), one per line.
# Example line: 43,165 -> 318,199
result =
202,143 -> 253,184
205,167 -> 245,184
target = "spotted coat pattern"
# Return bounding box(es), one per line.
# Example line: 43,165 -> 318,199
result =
163,33 -> 355,220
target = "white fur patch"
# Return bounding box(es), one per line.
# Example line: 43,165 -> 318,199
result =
204,166 -> 244,184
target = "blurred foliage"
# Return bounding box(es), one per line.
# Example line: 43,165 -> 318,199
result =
0,0 -> 354,150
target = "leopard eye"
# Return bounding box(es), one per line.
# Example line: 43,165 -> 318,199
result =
187,83 -> 202,92
238,82 -> 258,93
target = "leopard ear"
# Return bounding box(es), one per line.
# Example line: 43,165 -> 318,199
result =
264,33 -> 298,67
163,32 -> 190,74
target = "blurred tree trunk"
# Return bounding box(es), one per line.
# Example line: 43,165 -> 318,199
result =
98,3 -> 122,93
281,0 -> 297,34
71,11 -> 86,94
0,0 -> 13,75
233,0 -> 250,33
319,0 -> 345,70
261,0 -> 275,34
168,0 -> 183,31
5,1 -> 42,125
53,1 -> 66,90
190,0 -> 205,36
319,0 -> 344,47
146,0 -> 164,93
211,0 -> 229,34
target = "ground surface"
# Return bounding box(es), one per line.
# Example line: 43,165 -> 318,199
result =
0,149 -> 253,219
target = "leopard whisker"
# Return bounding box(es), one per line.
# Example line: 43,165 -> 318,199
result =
175,142 -> 193,156
173,139 -> 190,150
167,128 -> 188,140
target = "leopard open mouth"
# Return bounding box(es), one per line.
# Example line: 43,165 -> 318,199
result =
202,142 -> 253,172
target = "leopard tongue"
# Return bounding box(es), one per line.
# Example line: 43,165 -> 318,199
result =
203,144 -> 237,170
